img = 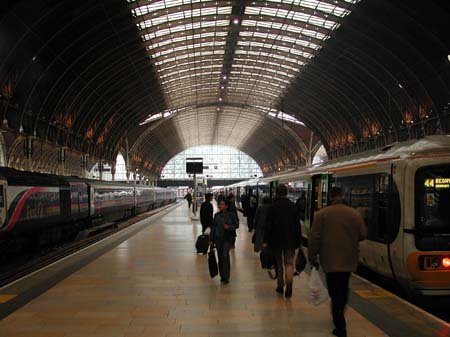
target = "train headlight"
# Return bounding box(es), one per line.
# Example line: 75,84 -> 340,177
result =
421,255 -> 450,270
431,257 -> 441,269
442,257 -> 450,268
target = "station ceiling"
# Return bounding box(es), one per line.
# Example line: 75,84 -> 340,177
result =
0,0 -> 449,176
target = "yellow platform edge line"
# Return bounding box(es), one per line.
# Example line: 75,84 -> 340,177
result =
0,294 -> 17,303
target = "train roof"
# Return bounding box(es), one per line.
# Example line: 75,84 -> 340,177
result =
234,136 -> 450,186
0,167 -> 65,186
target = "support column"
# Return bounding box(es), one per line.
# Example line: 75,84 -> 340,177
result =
23,137 -> 33,172
125,138 -> 131,183
98,160 -> 103,181
80,154 -> 88,178
111,162 -> 116,182
57,147 -> 66,176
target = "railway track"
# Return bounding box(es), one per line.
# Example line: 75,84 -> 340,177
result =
0,203 -> 177,288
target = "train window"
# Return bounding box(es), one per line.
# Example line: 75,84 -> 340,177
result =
416,165 -> 450,234
335,173 -> 400,244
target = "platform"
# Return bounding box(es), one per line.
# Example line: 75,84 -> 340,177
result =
0,202 -> 449,337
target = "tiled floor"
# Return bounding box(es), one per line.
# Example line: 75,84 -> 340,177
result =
0,203 -> 387,337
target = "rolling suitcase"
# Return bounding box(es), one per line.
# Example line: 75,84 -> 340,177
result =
196,234 -> 209,254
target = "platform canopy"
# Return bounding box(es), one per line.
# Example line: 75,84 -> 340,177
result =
0,0 -> 449,176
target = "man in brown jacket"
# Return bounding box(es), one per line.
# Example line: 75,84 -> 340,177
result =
308,187 -> 367,337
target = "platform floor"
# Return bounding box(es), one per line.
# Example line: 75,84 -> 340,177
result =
0,203 -> 421,337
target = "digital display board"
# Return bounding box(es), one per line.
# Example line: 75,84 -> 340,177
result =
186,160 -> 203,174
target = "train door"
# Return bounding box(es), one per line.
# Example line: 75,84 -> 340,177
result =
0,179 -> 7,229
306,174 -> 331,233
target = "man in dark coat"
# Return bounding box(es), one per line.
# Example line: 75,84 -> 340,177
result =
253,196 -> 272,252
184,191 -> 193,209
264,184 -> 301,298
200,193 -> 213,233
227,194 -> 240,248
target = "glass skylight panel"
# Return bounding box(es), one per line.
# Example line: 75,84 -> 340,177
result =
146,31 -> 228,50
138,6 -> 231,29
130,0 -> 358,131
242,20 -> 327,40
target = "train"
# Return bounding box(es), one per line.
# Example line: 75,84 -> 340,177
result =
0,167 -> 176,245
226,136 -> 450,296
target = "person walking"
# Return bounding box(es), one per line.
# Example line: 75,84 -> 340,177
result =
246,193 -> 257,232
200,193 -> 214,233
308,187 -> 367,337
240,192 -> 249,216
263,184 -> 301,298
253,196 -> 271,252
226,194 -> 240,248
184,191 -> 193,209
296,190 -> 307,222
210,199 -> 238,284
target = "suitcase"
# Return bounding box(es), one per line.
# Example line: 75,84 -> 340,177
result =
196,234 -> 209,254
208,248 -> 218,278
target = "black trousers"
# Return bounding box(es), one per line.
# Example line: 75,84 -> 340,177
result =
326,272 -> 351,332
216,239 -> 231,280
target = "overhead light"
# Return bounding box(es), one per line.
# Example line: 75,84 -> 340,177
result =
233,18 -> 240,25
398,83 -> 403,89
448,54 -> 450,61
220,85 -> 225,89
222,75 -> 228,80
218,97 -> 223,102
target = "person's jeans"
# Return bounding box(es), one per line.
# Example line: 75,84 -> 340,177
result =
273,249 -> 295,288
326,272 -> 351,333
216,239 -> 231,280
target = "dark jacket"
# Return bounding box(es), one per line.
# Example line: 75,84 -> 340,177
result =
228,201 -> 240,228
264,197 -> 301,249
200,201 -> 213,228
254,204 -> 271,252
211,211 -> 238,241
308,202 -> 367,273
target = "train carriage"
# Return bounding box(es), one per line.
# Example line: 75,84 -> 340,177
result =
227,136 -> 450,296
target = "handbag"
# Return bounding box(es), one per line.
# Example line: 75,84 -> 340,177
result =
295,248 -> 307,274
259,246 -> 275,269
208,247 -> 218,278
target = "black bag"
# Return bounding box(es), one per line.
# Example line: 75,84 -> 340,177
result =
260,246 -> 275,269
196,234 -> 209,254
208,248 -> 218,278
295,248 -> 307,274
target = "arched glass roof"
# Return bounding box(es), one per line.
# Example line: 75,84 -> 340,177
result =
129,0 -> 359,119
161,145 -> 263,179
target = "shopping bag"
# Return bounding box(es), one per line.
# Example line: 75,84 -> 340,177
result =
295,248 -> 307,274
208,248 -> 218,278
308,267 -> 329,306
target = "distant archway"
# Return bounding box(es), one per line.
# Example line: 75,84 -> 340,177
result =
90,153 -> 128,180
312,145 -> 328,165
161,145 -> 263,180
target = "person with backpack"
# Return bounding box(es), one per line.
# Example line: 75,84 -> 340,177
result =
200,193 -> 214,233
210,199 -> 238,284
263,184 -> 301,298
308,187 -> 367,337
